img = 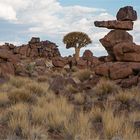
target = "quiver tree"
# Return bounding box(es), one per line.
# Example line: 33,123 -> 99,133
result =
63,32 -> 92,61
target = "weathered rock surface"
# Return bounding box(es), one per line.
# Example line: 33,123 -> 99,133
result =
49,75 -> 76,94
82,50 -> 101,68
113,42 -> 140,62
52,57 -> 68,68
0,62 -> 15,78
95,62 -> 140,80
82,50 -> 93,60
94,20 -> 133,30
100,30 -> 133,58
109,62 -> 133,80
117,6 -> 137,21
120,76 -> 138,88
0,37 -> 61,78
77,58 -> 87,69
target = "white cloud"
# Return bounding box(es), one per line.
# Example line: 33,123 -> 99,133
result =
0,3 -> 17,20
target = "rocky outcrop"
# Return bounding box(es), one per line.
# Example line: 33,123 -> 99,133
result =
0,37 -> 61,78
14,38 -> 61,59
94,20 -> 133,30
94,6 -> 140,87
95,6 -> 138,61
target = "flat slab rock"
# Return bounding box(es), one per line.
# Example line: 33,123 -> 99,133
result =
94,20 -> 133,30
117,6 -> 137,21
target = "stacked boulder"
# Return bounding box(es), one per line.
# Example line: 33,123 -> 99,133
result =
94,6 -> 138,61
94,6 -> 140,88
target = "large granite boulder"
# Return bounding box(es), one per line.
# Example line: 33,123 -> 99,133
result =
94,20 -> 133,30
95,62 -> 140,80
113,42 -> 140,62
117,6 -> 137,21
100,30 -> 133,58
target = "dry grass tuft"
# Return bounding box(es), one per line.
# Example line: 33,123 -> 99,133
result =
8,103 -> 30,138
115,90 -> 135,104
90,107 -> 103,123
45,96 -> 74,131
37,76 -> 49,83
8,88 -> 35,104
74,69 -> 92,82
0,93 -> 10,107
26,82 -> 47,97
63,112 -> 92,140
94,78 -> 120,95
102,109 -> 124,139
28,125 -> 48,140
9,76 -> 31,88
74,93 -> 85,105
65,84 -> 78,94
31,105 -> 47,125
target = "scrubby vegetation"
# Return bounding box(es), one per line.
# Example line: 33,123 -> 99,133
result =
0,71 -> 140,140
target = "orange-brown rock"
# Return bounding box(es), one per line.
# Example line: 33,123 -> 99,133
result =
95,63 -> 111,77
82,50 -> 101,68
77,58 -> 87,69
0,49 -> 19,63
109,62 -> 133,80
121,76 -> 138,88
117,6 -> 137,21
29,37 -> 40,44
94,20 -> 133,30
113,42 -> 140,62
0,62 -> 15,78
52,57 -> 67,68
95,62 -> 140,80
82,50 -> 93,60
100,30 -> 133,58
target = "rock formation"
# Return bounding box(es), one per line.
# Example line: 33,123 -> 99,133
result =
0,37 -> 61,78
94,6 -> 138,61
94,6 -> 140,88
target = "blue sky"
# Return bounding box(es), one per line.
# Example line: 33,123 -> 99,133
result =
0,0 -> 140,56
59,0 -> 140,13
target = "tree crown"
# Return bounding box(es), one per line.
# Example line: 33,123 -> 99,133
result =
63,32 -> 92,49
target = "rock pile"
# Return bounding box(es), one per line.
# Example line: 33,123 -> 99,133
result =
0,37 -> 61,78
14,37 -> 61,59
94,6 -> 140,88
95,6 -> 138,61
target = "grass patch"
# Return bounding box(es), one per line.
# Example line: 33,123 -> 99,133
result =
94,78 -> 120,95
74,69 -> 92,82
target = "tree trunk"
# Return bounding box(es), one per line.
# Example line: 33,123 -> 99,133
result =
75,47 -> 80,62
